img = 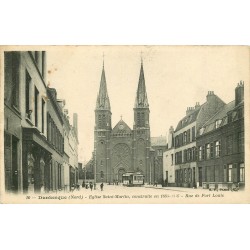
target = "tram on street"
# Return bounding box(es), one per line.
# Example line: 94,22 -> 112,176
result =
122,172 -> 144,187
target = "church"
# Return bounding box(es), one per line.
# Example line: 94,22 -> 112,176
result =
93,60 -> 167,184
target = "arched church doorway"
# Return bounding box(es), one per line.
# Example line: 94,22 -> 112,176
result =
118,168 -> 126,183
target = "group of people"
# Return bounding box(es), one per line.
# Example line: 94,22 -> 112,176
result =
70,181 -> 104,191
80,181 -> 104,191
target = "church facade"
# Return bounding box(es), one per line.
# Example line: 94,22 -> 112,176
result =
94,61 -> 153,184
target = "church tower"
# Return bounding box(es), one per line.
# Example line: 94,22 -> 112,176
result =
133,59 -> 150,182
94,62 -> 112,183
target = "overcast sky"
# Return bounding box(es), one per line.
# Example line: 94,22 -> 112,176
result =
46,46 -> 249,162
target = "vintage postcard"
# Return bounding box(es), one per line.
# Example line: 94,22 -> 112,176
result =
0,45 -> 249,204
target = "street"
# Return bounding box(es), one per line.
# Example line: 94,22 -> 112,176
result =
70,181 -> 215,195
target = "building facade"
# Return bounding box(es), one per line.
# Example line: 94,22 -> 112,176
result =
196,82 -> 244,190
4,51 -> 79,194
163,91 -> 226,188
94,61 -> 163,183
163,126 -> 175,186
150,136 -> 168,185
46,88 -> 64,192
4,52 -> 24,193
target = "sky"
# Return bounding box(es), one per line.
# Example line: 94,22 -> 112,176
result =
46,46 -> 249,163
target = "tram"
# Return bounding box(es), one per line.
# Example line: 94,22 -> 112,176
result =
122,172 -> 144,187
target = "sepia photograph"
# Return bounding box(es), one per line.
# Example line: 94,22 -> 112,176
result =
0,46 -> 249,203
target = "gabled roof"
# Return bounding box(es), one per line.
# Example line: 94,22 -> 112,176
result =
175,108 -> 201,132
203,101 -> 235,127
201,101 -> 235,134
111,119 -> 132,134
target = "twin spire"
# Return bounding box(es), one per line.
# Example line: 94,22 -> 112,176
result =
134,59 -> 149,108
95,62 -> 111,110
96,56 -> 149,110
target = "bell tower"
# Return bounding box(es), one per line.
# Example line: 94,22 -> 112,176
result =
133,59 -> 150,181
94,61 -> 112,183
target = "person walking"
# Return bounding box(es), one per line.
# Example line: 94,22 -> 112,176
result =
100,182 -> 104,191
90,182 -> 93,191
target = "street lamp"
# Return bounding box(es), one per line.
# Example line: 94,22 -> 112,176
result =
84,167 -> 86,184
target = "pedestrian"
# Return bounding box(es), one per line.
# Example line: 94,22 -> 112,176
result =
90,182 -> 93,191
100,182 -> 104,191
82,181 -> 85,188
94,183 -> 96,190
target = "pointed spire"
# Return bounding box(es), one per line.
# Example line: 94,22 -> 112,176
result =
102,52 -> 105,69
134,58 -> 149,108
96,61 -> 111,110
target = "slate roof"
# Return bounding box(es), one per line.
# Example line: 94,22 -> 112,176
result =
134,61 -> 149,108
201,101 -> 235,135
96,65 -> 111,110
175,107 -> 201,132
151,136 -> 167,146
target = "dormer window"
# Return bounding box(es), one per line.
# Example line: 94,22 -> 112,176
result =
199,127 -> 205,135
215,119 -> 222,129
228,112 -> 233,123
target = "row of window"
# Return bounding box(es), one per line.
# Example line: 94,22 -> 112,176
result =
198,132 -> 244,161
4,52 -> 20,108
137,112 -> 146,127
49,162 -> 63,191
198,141 -> 221,160
174,146 -> 197,165
175,168 -> 193,184
98,114 -> 111,128
30,51 -> 46,79
111,133 -> 132,137
4,52 -> 47,133
98,114 -> 107,128
203,163 -> 245,183
199,108 -> 244,136
25,70 -> 46,132
174,163 -> 245,184
226,132 -> 244,155
175,126 -> 196,148
97,131 -> 106,137
228,107 -> 244,122
47,114 -> 64,154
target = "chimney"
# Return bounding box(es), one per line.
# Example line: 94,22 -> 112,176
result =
235,81 -> 244,106
168,126 -> 174,148
49,88 -> 57,100
57,99 -> 66,110
195,102 -> 200,110
206,91 -> 215,102
186,107 -> 195,116
73,113 -> 78,137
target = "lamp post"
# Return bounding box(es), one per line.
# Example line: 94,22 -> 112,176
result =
84,159 -> 86,186
84,167 -> 86,184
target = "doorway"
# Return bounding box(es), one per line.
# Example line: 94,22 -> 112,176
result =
118,168 -> 126,183
11,137 -> 18,192
198,167 -> 202,187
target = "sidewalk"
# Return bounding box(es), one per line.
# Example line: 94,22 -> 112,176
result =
144,184 -> 207,193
